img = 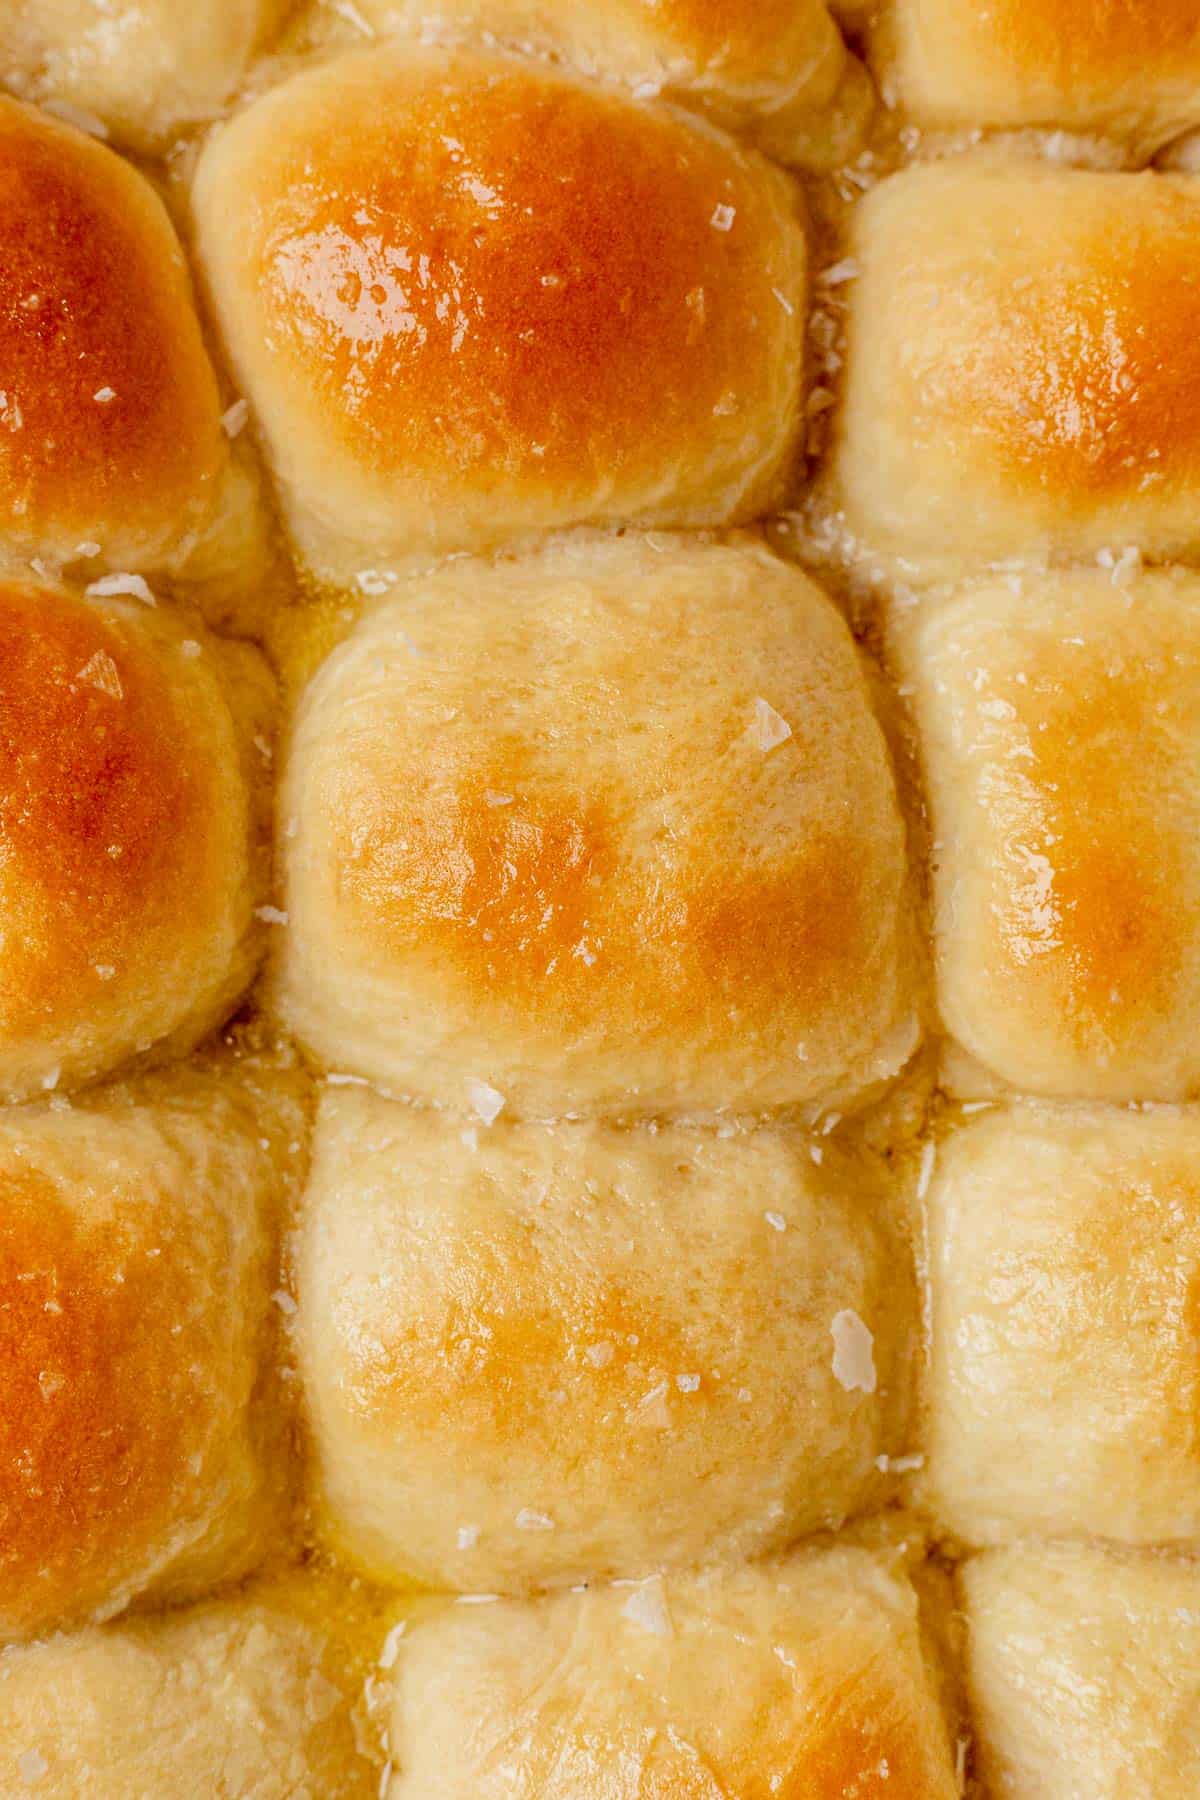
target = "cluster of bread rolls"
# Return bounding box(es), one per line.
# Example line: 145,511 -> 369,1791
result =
1,1 -> 1198,1795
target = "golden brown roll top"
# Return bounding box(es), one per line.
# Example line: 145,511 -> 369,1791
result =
0,1572 -> 382,1797
275,536 -> 918,1119
0,578 -> 270,1102
295,1088 -> 914,1593
963,1544 -> 1200,1799
900,572 -> 1200,1101
390,1548 -> 962,1798
350,0 -> 871,167
0,98 -> 264,611
920,1103 -> 1200,1550
834,162 -> 1200,578
878,0 -> 1200,152
0,1066 -> 304,1643
191,50 -> 808,586
0,2 -> 288,153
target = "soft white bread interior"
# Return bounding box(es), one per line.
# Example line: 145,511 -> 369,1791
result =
0,97 -> 266,612
350,0 -> 871,167
963,1543 -> 1200,1799
191,49 -> 808,585
389,1547 -> 962,1798
0,1571 -> 382,1798
921,1102 -> 1200,1549
898,571 -> 1200,1101
294,1086 -> 914,1592
0,1063 -> 304,1643
275,534 -> 918,1119
0,577 -> 271,1102
834,161 -> 1200,577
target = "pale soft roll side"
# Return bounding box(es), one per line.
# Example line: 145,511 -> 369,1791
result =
352,0 -> 872,167
390,1548 -> 962,1798
191,49 -> 808,586
275,534 -> 918,1119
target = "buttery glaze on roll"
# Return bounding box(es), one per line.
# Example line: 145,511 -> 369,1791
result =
963,1544 -> 1200,1799
0,2 -> 289,153
834,162 -> 1200,577
921,1103 -> 1200,1549
295,1087 -> 912,1592
901,572 -> 1200,1101
390,1548 -> 962,1798
351,0 -> 872,167
878,0 -> 1200,152
0,579 -> 270,1101
0,1572 -> 381,1798
0,1066 -> 303,1643
0,99 -> 264,608
191,50 -> 808,584
276,536 -> 918,1119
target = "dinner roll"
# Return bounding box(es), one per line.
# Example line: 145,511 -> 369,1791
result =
921,1103 -> 1200,1549
276,536 -> 917,1119
0,2 -> 288,154
0,98 -> 264,610
0,1572 -> 382,1798
0,578 -> 270,1102
901,572 -> 1200,1101
878,0 -> 1200,153
963,1544 -> 1200,1799
833,161 -> 1200,577
352,0 -> 871,167
0,1064 -> 303,1642
191,50 -> 808,586
295,1087 -> 913,1593
390,1548 -> 961,1798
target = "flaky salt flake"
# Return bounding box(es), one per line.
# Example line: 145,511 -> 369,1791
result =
16,1751 -> 48,1785
378,1622 -> 407,1669
255,905 -> 289,926
455,1593 -> 500,1605
220,398 -> 249,438
916,1141 -> 937,1201
819,257 -> 860,286
179,639 -> 202,659
86,572 -> 155,606
456,1524 -> 480,1550
710,203 -> 736,231
764,1211 -> 787,1232
272,1289 -> 298,1317
74,541 -> 101,557
831,1309 -> 877,1394
467,1078 -> 505,1125
76,650 -> 123,700
585,1342 -> 614,1368
93,386 -> 116,403
751,698 -> 792,752
40,1068 -> 60,1092
772,286 -> 795,316
876,1452 -> 924,1474
675,1373 -> 700,1393
620,1577 -> 672,1638
515,1508 -> 555,1532
356,568 -> 397,596
326,1072 -> 369,1087
94,964 -> 115,981
460,1126 -> 479,1152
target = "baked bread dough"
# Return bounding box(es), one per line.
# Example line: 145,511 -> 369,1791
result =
350,0 -> 871,167
389,1548 -> 962,1798
295,1086 -> 913,1592
878,0 -> 1200,153
0,1 -> 289,153
0,1573 -> 381,1797
834,160 -> 1200,577
899,571 -> 1200,1101
276,535 -> 917,1118
0,1065 -> 302,1642
0,578 -> 270,1102
192,48 -> 808,585
922,1101 -> 1200,1549
0,97 -> 265,610
963,1543 -> 1200,1798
